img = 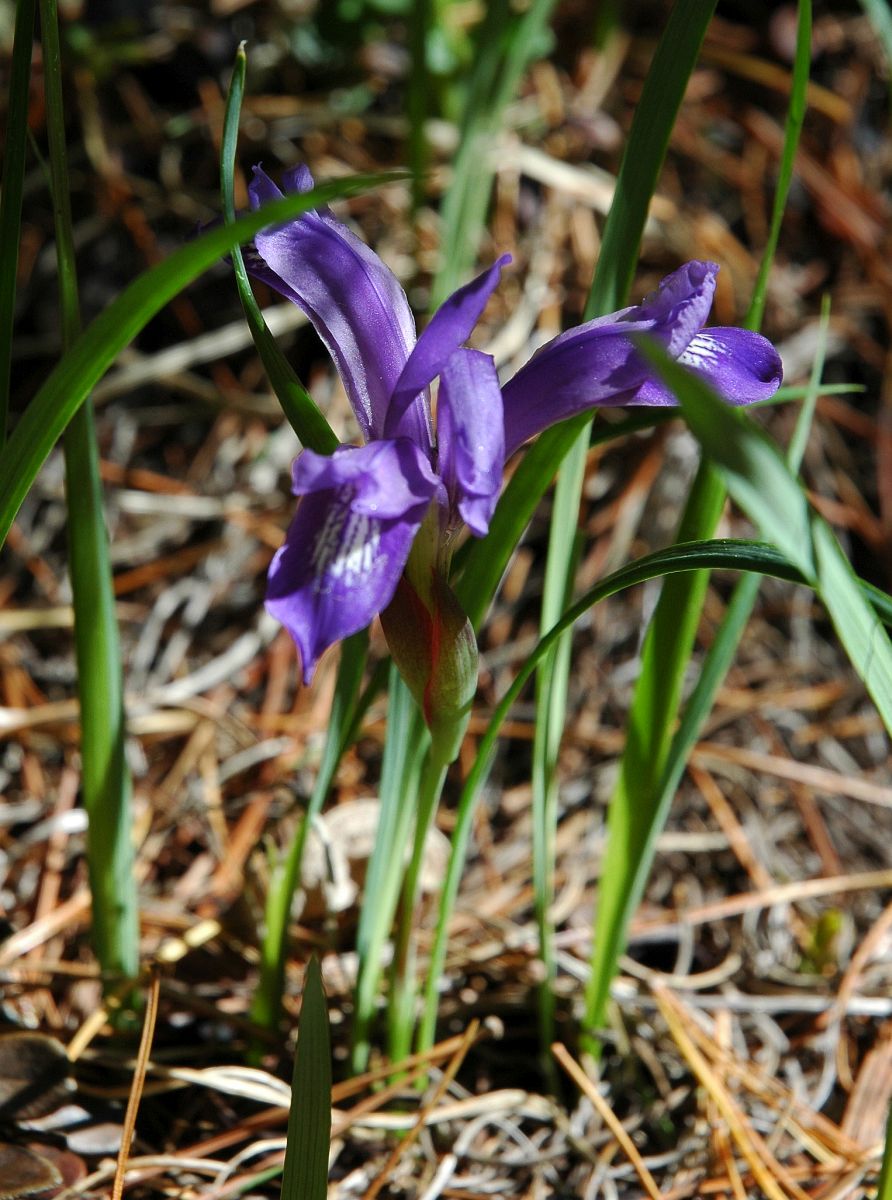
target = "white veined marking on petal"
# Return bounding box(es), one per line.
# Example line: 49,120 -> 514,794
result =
311,490 -> 381,591
679,333 -> 724,369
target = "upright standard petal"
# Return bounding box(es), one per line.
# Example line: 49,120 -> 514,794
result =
501,261 -> 780,456
436,348 -> 505,536
266,441 -> 439,682
248,166 -> 416,442
383,255 -> 511,443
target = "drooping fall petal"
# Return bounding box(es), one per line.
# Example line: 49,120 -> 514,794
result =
500,261 -> 782,456
630,328 -> 785,406
266,441 -> 439,681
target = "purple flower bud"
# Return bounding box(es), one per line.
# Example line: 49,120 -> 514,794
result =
380,568 -> 478,765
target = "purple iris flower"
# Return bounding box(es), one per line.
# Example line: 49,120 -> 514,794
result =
246,164 -> 782,686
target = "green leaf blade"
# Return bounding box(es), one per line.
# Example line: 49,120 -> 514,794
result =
252,632 -> 369,1034
0,172 -> 404,548
542,0 -> 719,1053
0,0 -> 37,445
583,0 -> 813,1040
281,957 -> 332,1200
40,0 -> 138,983
433,0 -> 558,304
663,343 -> 892,736
221,45 -> 339,454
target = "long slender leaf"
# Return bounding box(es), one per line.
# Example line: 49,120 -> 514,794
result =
531,442 -> 584,1059
252,632 -> 369,1034
408,0 -> 432,210
389,746 -> 449,1063
582,462 -> 725,1032
583,0 -> 812,1038
0,0 -> 37,445
418,534 -> 892,1050
221,45 -> 338,454
40,0 -> 138,982
655,345 -> 892,732
0,171 -> 403,548
787,293 -> 829,470
586,0 -> 718,320
811,518 -> 892,729
537,0 -> 717,1054
281,957 -> 331,1200
747,0 -> 812,332
433,0 -> 557,304
649,291 -> 829,924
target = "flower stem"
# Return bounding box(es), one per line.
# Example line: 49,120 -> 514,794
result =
351,672 -> 428,1073
251,632 -> 368,1035
387,745 -> 450,1067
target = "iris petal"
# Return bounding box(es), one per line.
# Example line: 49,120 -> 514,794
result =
623,260 -> 718,356
501,324 -> 643,456
384,255 -> 511,442
248,166 -> 416,442
266,441 -> 439,681
436,348 -> 504,536
678,328 -> 784,404
501,261 -> 781,455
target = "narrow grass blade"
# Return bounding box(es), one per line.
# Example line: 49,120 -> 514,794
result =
40,0 -> 138,982
858,0 -> 892,78
281,957 -> 331,1200
433,0 -> 557,304
417,532 -> 892,1051
252,632 -> 368,1034
660,346 -> 892,732
653,296 -> 830,836
0,170 -> 403,548
538,0 -> 717,1054
455,413 -> 590,629
0,0 -> 37,445
584,0 -> 812,1039
747,0 -> 812,331
408,0 -> 432,210
453,381 -> 841,632
810,517 -> 892,729
648,301 -> 827,892
343,656 -> 390,746
787,295 -> 829,469
586,0 -> 718,320
531,444 -> 585,1060
62,411 -> 138,984
351,671 -> 428,1073
221,44 -> 338,454
582,462 -> 725,1033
